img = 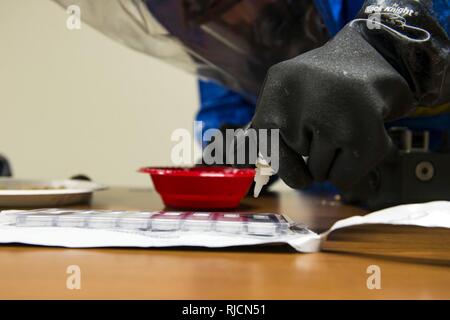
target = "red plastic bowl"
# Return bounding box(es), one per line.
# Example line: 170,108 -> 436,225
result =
139,167 -> 255,209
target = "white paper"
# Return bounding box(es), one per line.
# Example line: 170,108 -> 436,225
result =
327,201 -> 450,233
0,224 -> 321,253
1,201 -> 448,253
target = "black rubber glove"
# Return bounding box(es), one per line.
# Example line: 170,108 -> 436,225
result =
236,0 -> 449,191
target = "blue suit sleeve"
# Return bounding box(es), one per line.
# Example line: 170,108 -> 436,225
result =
196,80 -> 256,146
433,0 -> 450,35
314,0 -> 365,36
314,0 -> 449,36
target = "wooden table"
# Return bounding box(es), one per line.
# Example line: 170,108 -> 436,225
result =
1,188 -> 449,299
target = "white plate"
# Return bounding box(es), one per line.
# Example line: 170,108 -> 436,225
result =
0,178 -> 106,208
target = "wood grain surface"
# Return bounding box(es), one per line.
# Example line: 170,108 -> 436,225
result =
0,188 -> 449,299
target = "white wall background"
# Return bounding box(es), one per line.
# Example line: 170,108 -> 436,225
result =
0,0 -> 199,187
0,0 -> 289,192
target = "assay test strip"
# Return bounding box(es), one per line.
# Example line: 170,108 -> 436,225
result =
0,209 -> 295,237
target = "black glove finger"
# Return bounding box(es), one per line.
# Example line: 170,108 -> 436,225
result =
231,125 -> 312,189
328,136 -> 392,191
277,136 -> 312,189
307,136 -> 336,182
327,149 -> 366,191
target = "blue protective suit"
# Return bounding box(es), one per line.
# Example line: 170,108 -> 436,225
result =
197,0 -> 450,149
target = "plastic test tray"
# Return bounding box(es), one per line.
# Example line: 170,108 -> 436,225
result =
0,209 -> 295,237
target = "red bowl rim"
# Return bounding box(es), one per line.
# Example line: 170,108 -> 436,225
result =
138,166 -> 255,178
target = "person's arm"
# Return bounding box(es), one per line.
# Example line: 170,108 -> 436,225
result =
240,0 -> 449,190
196,80 -> 255,148
355,0 -> 449,107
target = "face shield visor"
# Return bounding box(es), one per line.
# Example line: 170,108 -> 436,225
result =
54,0 -> 329,97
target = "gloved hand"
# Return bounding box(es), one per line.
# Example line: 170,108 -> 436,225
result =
248,25 -> 414,190
236,0 -> 449,191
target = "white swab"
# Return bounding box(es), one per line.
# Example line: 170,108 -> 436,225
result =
253,154 -> 275,198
